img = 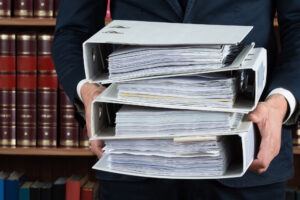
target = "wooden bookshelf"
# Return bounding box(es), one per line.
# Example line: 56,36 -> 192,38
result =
294,147 -> 300,155
0,147 -> 94,156
0,17 -> 56,26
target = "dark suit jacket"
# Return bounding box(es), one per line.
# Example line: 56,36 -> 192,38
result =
52,0 -> 300,188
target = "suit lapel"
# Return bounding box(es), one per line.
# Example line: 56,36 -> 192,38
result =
165,0 -> 183,19
183,0 -> 196,22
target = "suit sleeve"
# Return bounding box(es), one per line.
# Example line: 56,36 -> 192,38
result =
52,0 -> 107,103
266,0 -> 300,125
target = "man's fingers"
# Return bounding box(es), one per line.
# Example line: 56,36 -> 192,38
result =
90,140 -> 104,158
248,103 -> 267,124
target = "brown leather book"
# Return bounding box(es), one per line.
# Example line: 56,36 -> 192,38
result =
54,0 -> 59,17
34,0 -> 53,17
79,126 -> 89,148
0,0 -> 11,17
59,126 -> 79,148
37,74 -> 58,147
37,34 -> 55,73
80,181 -> 99,200
17,33 -> 37,73
16,74 -> 37,147
0,74 -> 16,147
0,33 -> 16,73
14,0 -> 33,17
293,120 -> 300,146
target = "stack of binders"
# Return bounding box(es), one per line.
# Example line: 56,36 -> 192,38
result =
83,20 -> 267,179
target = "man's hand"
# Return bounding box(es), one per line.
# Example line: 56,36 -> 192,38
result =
248,94 -> 288,174
81,82 -> 106,158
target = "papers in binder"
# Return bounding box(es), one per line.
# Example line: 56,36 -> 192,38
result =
108,45 -> 241,81
83,20 -> 253,83
92,121 -> 256,179
115,106 -> 242,136
117,74 -> 237,108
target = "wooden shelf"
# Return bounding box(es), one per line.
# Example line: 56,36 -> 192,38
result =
294,146 -> 300,155
0,18 -> 56,26
0,147 -> 94,156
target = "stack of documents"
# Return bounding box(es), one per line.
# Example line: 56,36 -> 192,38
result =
108,45 -> 241,80
115,106 -> 243,136
103,137 -> 232,177
117,74 -> 237,108
82,20 -> 265,179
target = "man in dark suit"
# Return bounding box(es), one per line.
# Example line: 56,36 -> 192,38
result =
52,0 -> 300,199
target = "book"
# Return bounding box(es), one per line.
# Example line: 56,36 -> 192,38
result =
37,73 -> 58,147
34,0 -> 53,17
59,87 -> 80,147
0,33 -> 16,72
14,0 -> 33,17
59,126 -> 79,147
0,74 -> 16,147
52,177 -> 66,200
16,74 -> 37,147
30,181 -> 42,200
19,182 -> 32,200
79,126 -> 89,148
40,182 -> 52,200
37,33 -> 55,73
293,120 -> 300,146
81,181 -> 100,200
17,33 -> 37,73
54,0 -> 59,17
65,175 -> 88,200
0,0 -> 11,17
5,171 -> 25,200
0,172 -> 9,200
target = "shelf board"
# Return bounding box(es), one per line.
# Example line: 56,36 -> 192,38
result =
0,18 -> 56,26
294,146 -> 300,155
0,147 -> 94,156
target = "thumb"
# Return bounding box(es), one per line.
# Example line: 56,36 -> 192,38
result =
248,103 -> 266,123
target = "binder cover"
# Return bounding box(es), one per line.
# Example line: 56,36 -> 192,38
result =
83,20 -> 253,83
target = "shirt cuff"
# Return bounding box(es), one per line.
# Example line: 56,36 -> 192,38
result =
76,79 -> 89,102
267,88 -> 297,124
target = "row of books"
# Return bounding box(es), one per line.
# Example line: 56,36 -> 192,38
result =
286,186 -> 300,200
0,172 -> 99,200
0,31 -> 89,148
0,0 -> 59,18
0,0 -> 112,19
293,120 -> 300,146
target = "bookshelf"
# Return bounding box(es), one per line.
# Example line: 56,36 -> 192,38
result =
0,16 -> 97,182
0,147 -> 94,156
0,18 -> 56,26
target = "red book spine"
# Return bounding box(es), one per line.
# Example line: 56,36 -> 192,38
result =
0,0 -> 11,17
16,74 -> 37,147
37,34 -> 55,72
0,74 -> 16,146
65,180 -> 80,200
14,0 -> 33,17
80,188 -> 93,200
17,33 -> 37,73
37,74 -> 58,147
0,33 -> 16,72
34,0 -> 53,17
59,87 -> 79,147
